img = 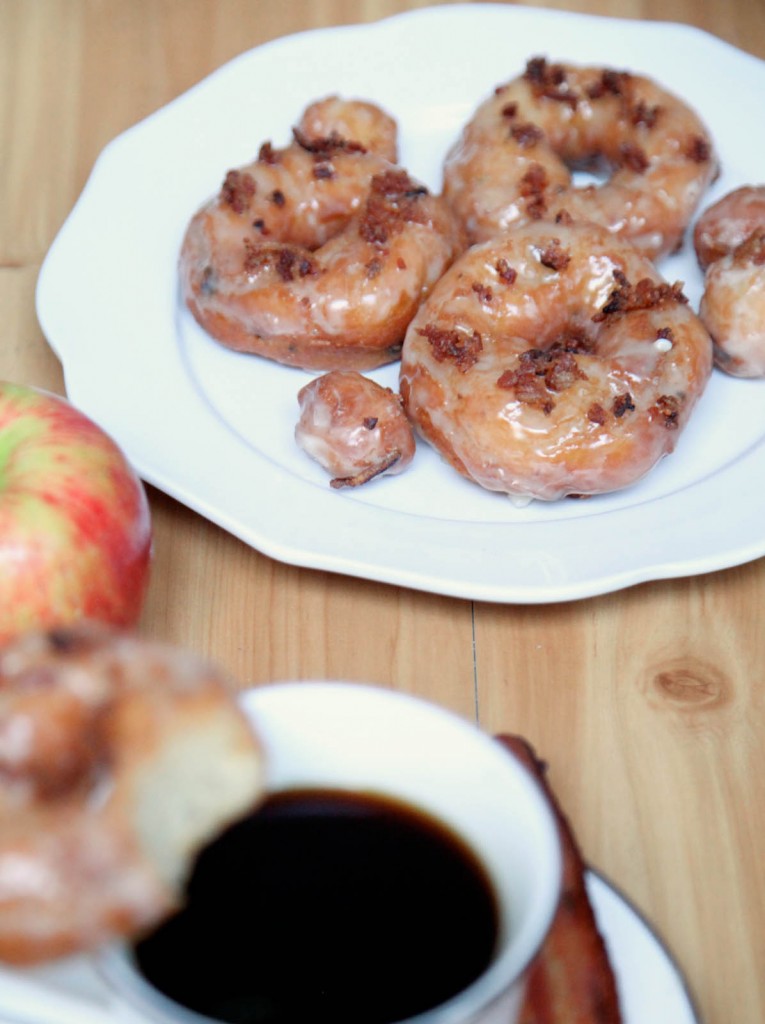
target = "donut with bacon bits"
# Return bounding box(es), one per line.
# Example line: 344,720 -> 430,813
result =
0,625 -> 265,965
443,57 -> 717,259
180,97 -> 466,371
296,370 -> 415,488
693,185 -> 765,377
399,221 -> 713,502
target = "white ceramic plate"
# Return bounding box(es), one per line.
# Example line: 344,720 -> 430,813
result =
0,872 -> 699,1024
36,3 -> 765,603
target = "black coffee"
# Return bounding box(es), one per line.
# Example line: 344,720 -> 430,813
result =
134,789 -> 499,1024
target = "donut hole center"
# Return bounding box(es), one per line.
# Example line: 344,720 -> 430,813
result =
566,152 -> 612,189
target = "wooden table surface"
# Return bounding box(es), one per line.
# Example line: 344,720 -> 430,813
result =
3,2 -> 764,1022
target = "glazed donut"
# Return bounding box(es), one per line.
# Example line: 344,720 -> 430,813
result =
399,221 -> 713,502
443,57 -> 717,259
694,185 -> 765,269
296,370 -> 415,487
0,625 -> 264,965
180,98 -> 466,371
693,187 -> 765,377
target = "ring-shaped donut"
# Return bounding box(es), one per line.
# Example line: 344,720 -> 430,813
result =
399,221 -> 713,502
180,98 -> 466,371
443,58 -> 717,259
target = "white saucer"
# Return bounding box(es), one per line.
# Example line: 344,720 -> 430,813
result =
0,872 -> 699,1023
587,872 -> 700,1022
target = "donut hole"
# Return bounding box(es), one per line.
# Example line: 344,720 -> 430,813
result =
567,153 -> 613,189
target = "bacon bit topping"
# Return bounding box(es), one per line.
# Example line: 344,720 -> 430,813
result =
587,403 -> 607,425
613,392 -> 636,417
519,163 -> 548,219
497,348 -> 587,413
685,135 -> 712,163
252,218 -> 269,235
418,324 -> 483,372
472,282 -> 493,303
243,241 -> 318,281
538,239 -> 571,271
631,101 -> 661,128
501,102 -> 518,119
511,122 -> 544,147
258,141 -> 279,164
555,209 -> 574,225
270,189 -> 286,207
657,326 -> 674,342
619,142 -> 649,173
292,127 -> 367,156
359,170 -> 429,245
496,258 -> 517,285
586,68 -> 631,99
363,417 -> 378,430
221,170 -> 256,214
524,57 -> 578,107
733,229 -> 765,267
313,162 -> 334,180
594,270 -> 687,319
651,394 -> 682,429
396,257 -> 407,270
554,328 -> 595,353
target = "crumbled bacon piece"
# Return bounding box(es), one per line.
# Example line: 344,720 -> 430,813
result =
519,163 -> 549,219
594,270 -> 687,319
418,324 -> 483,372
496,259 -> 517,285
613,392 -> 635,418
258,141 -> 279,164
619,142 -> 649,173
497,347 -> 587,413
221,170 -> 256,214
524,57 -> 578,107
587,403 -> 607,425
553,329 -> 595,354
292,127 -> 367,156
359,170 -> 429,245
270,189 -> 286,207
685,135 -> 712,162
501,102 -> 518,119
538,240 -> 571,272
657,326 -> 674,342
313,162 -> 334,180
586,69 -> 630,99
472,282 -> 493,303
631,101 -> 661,128
511,122 -> 544,147
243,241 -> 318,281
651,394 -> 682,429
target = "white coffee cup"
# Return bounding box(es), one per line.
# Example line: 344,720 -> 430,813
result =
96,681 -> 562,1024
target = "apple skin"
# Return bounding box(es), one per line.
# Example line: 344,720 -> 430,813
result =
0,381 -> 152,644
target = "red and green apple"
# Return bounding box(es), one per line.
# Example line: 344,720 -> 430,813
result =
0,381 -> 152,644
